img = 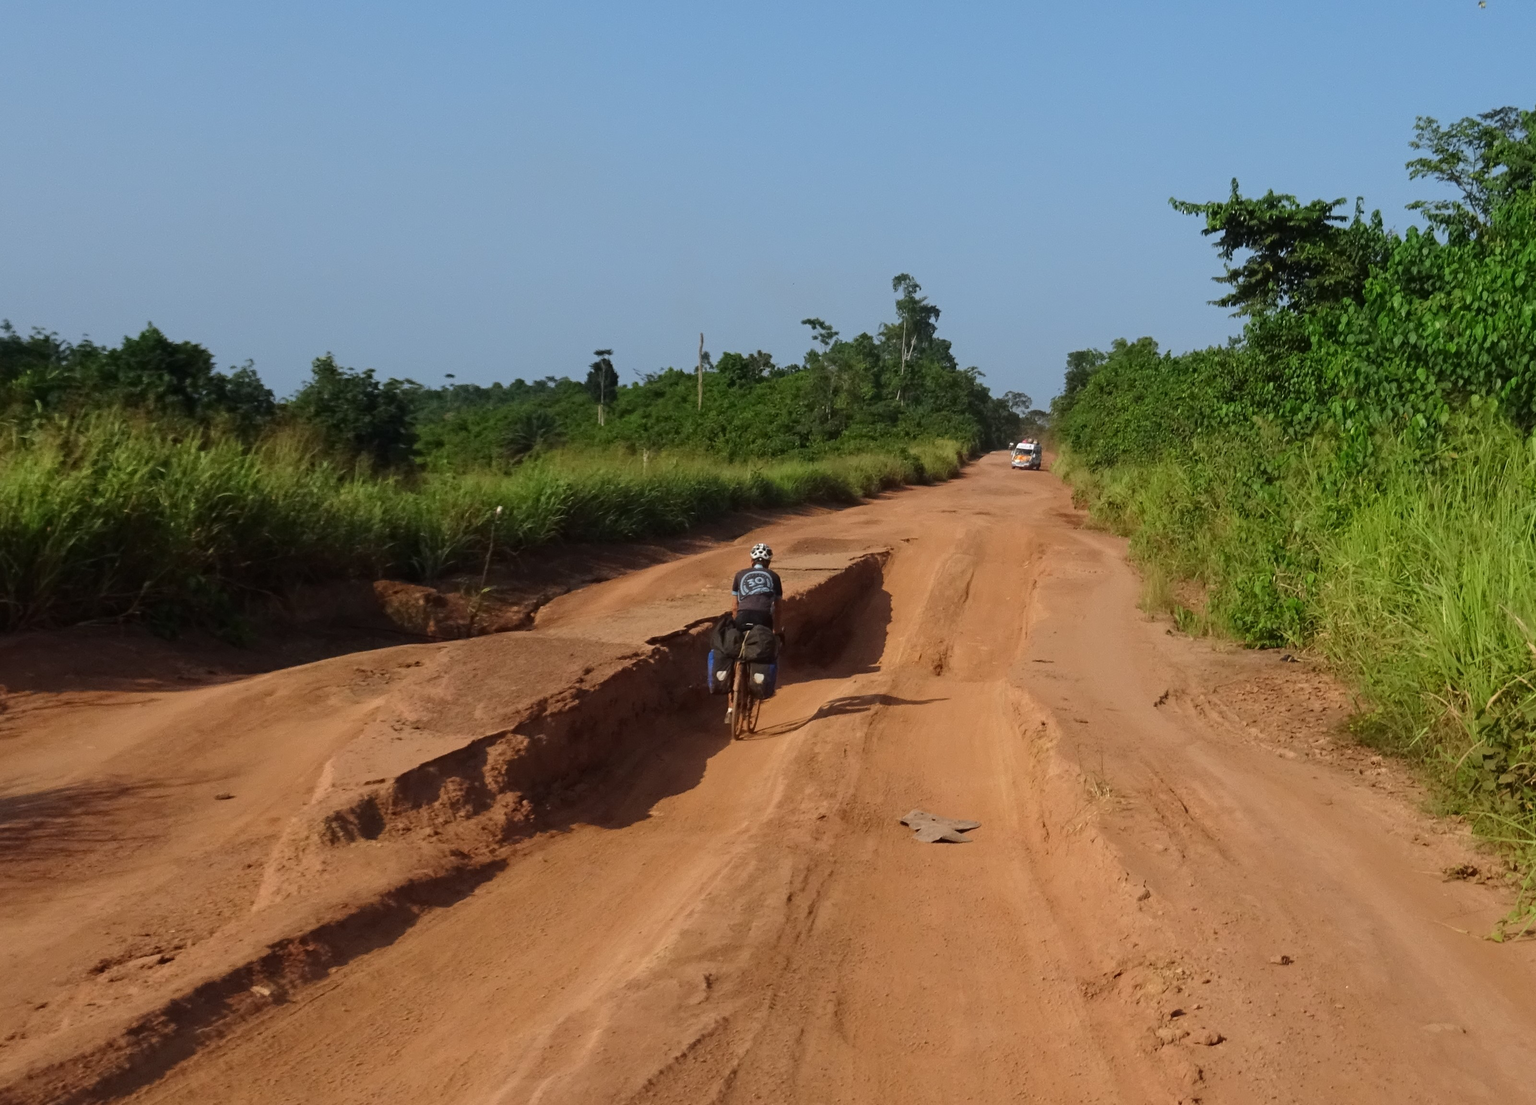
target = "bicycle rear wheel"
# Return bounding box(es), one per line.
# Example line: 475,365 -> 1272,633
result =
730,664 -> 749,739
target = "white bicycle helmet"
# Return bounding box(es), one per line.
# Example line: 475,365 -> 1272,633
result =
750,543 -> 772,563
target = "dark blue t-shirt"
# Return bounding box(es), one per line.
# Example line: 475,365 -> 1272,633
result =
732,566 -> 783,614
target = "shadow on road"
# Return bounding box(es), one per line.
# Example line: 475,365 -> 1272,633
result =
0,779 -> 163,875
749,693 -> 947,738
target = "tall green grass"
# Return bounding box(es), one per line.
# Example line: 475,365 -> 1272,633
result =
0,414 -> 963,634
1061,420 -> 1536,911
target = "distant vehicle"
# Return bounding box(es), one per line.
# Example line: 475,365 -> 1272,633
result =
1011,440 -> 1042,470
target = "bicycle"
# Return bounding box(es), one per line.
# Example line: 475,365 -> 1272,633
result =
726,659 -> 762,739
724,629 -> 784,739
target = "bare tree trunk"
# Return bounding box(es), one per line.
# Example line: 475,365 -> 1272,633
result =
697,332 -> 704,411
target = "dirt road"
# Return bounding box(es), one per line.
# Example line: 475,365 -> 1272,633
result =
7,457 -> 1536,1104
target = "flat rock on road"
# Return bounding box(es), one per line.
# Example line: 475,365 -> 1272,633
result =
19,455 -> 1536,1104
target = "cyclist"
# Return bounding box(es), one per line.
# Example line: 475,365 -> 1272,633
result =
732,543 -> 783,632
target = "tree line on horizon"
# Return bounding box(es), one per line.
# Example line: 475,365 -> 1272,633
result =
1,274 -> 1041,466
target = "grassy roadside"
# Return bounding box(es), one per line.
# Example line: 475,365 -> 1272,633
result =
1057,423 -> 1536,929
0,413 -> 964,636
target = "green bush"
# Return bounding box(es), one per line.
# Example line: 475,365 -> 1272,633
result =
1062,419 -> 1536,860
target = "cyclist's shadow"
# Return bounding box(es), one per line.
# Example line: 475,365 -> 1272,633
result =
745,694 -> 946,739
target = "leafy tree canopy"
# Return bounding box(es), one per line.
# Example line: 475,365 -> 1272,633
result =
1407,106 -> 1536,240
800,318 -> 838,350
288,354 -> 419,467
716,350 -> 778,389
1,321 -> 274,429
585,349 -> 618,405
1170,183 -> 1395,317
1049,348 -> 1108,422
1066,102 -> 1536,466
1001,390 -> 1033,416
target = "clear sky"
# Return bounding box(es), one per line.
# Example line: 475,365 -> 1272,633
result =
2,2 -> 1532,403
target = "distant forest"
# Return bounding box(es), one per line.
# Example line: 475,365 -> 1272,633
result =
1,275 -> 1043,468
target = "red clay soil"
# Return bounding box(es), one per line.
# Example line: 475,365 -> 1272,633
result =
4,457 -> 1536,1104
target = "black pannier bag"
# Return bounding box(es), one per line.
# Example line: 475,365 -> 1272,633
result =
706,614 -> 741,694
740,624 -> 778,663
709,613 -> 743,658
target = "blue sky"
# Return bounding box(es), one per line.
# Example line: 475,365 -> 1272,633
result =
2,1 -> 1532,403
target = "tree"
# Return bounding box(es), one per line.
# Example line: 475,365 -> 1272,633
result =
0,321 -> 76,412
500,408 -> 563,460
800,318 -> 839,350
716,350 -> 775,389
890,275 -> 940,343
206,360 -> 276,435
289,354 -> 418,467
586,348 -> 618,425
1001,390 -> 1034,416
87,324 -> 220,414
1055,349 -> 1107,415
1170,182 -> 1393,316
998,391 -> 1041,442
1018,408 -> 1050,438
1407,106 -> 1536,240
886,274 -> 941,402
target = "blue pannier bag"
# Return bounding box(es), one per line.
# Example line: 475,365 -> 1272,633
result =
747,662 -> 777,699
706,649 -> 733,694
